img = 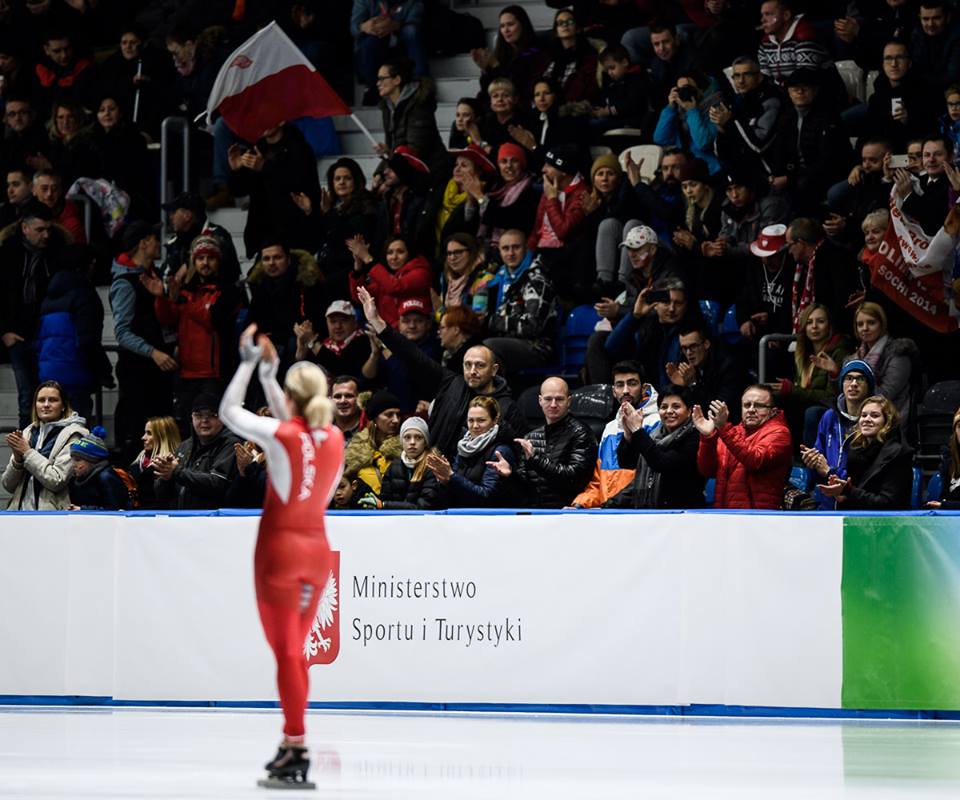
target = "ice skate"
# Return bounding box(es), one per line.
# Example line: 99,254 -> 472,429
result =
257,745 -> 315,790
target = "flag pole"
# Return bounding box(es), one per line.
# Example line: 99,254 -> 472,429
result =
349,113 -> 384,156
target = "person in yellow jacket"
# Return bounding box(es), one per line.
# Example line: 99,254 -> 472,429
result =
343,390 -> 402,495
569,361 -> 660,508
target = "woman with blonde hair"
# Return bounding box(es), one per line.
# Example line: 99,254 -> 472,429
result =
129,415 -> 181,509
929,406 -> 960,509
819,395 -> 914,509
218,325 -> 343,789
3,380 -> 87,510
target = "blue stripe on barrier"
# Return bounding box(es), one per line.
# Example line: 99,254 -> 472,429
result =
3,696 -> 960,720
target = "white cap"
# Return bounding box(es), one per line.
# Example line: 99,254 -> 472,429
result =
619,225 -> 658,249
325,300 -> 355,317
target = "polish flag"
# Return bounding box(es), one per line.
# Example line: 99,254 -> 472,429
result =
206,21 -> 350,143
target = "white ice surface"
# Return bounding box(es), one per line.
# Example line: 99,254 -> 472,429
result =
2,707 -> 960,799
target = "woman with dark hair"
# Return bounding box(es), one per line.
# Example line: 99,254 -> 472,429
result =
2,380 -> 87,510
376,56 -> 447,173
315,157 -> 378,298
347,234 -> 432,327
506,77 -> 586,170
819,395 -> 914,510
448,97 -> 482,149
427,395 -> 518,507
607,385 -> 704,508
472,5 -> 546,101
541,8 -> 601,108
929,406 -> 960,509
90,94 -> 152,215
438,233 -> 495,318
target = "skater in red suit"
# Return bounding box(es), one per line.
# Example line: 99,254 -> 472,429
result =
219,324 -> 344,789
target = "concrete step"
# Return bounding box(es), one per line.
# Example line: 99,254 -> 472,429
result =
333,103 -> 458,137
436,77 -> 481,103
465,2 -> 556,31
430,54 -> 482,79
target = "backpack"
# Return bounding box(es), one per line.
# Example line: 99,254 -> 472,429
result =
112,467 -> 140,510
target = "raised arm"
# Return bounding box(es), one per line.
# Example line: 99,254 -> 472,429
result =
218,325 -> 281,452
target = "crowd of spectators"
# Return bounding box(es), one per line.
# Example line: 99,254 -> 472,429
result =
1,0 -> 960,513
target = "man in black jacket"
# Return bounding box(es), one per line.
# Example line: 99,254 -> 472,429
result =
358,286 -> 527,458
667,323 -> 747,423
162,191 -> 240,283
0,201 -> 66,426
154,392 -> 240,510
512,377 -> 597,508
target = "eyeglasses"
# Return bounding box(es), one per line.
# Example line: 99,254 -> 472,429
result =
556,18 -> 576,26
446,248 -> 469,257
742,402 -> 773,409
191,411 -> 218,421
375,74 -> 395,83
843,374 -> 867,384
680,342 -> 703,353
949,101 -> 960,109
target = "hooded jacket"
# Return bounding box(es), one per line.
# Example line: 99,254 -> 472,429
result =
2,413 -> 87,510
697,410 -> 793,509
109,254 -> 167,361
343,425 -> 402,496
380,78 -> 447,174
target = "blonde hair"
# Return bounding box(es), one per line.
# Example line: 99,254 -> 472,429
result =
794,303 -> 832,377
850,395 -> 900,448
284,362 -> 334,428
145,416 -> 181,460
861,208 -> 889,232
468,395 -> 501,424
854,301 -> 888,338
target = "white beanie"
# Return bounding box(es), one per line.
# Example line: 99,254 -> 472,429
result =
400,416 -> 429,442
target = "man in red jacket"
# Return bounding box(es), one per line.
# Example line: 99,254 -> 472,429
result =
693,384 -> 792,509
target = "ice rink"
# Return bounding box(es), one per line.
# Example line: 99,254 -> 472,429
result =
3,706 -> 960,799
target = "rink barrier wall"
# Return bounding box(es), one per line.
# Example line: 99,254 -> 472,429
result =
3,511 -> 960,718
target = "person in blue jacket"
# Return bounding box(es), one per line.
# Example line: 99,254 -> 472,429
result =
68,426 -> 130,510
800,359 -> 875,510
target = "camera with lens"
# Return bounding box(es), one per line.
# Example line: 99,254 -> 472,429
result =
677,85 -> 698,103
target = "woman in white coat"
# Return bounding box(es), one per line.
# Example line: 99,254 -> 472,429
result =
3,380 -> 87,510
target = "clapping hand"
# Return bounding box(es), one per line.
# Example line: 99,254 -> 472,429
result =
708,399 -> 729,429
665,361 -> 695,386
817,473 -> 850,500
426,452 -> 452,483
619,400 -> 645,435
691,404 -> 715,436
799,444 -> 829,477
4,430 -> 28,460
514,438 -> 534,459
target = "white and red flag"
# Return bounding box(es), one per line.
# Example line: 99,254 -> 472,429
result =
206,21 -> 350,143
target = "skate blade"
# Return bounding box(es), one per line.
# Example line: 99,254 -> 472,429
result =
257,777 -> 316,790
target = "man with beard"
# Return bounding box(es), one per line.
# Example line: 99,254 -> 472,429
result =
357,286 -> 527,458
569,360 -> 659,508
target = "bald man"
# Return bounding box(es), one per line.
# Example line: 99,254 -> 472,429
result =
513,377 -> 597,508
359,289 -> 529,458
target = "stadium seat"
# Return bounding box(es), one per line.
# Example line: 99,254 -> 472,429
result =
865,70 -> 879,100
835,60 -> 865,103
618,145 -> 662,184
704,478 -> 716,507
560,305 -> 602,375
699,300 -> 720,337
720,303 -> 743,345
915,381 -> 960,472
570,384 -> 617,441
927,472 -> 942,504
911,467 -> 923,509
516,385 -> 545,430
789,466 -> 811,491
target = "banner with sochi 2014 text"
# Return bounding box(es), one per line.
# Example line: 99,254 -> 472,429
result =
860,193 -> 960,334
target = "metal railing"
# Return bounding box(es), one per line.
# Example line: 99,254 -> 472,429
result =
757,333 -> 797,385
159,117 -> 191,243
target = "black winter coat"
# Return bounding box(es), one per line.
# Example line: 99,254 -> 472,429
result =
936,448 -> 960,510
380,79 -> 448,174
844,436 -> 914,510
448,436 -> 519,508
771,101 -> 853,200
228,125 -> 323,258
379,458 -> 445,509
517,414 -> 597,508
154,426 -> 241,510
376,325 -> 529,458
0,225 -> 68,338
610,421 -> 704,509
69,464 -> 129,510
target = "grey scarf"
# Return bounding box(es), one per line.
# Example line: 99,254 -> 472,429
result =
633,418 -> 694,508
457,424 -> 500,458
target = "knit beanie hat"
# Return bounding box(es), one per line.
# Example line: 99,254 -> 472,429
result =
839,359 -> 876,395
71,426 -> 109,462
399,416 -> 429,442
590,153 -> 622,184
364,390 -> 401,421
543,146 -> 578,176
191,234 -> 222,260
497,142 -> 528,171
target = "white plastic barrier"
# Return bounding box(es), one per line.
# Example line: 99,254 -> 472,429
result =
1,512 -> 849,710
